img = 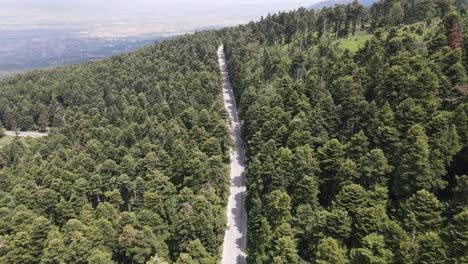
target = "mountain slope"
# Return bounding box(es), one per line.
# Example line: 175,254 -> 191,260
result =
0,0 -> 467,263
0,32 -> 230,263
221,0 -> 467,262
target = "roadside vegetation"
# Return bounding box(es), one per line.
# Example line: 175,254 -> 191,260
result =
221,0 -> 467,262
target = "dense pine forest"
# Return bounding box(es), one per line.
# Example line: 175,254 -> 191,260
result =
221,0 -> 467,263
0,33 -> 231,263
0,0 -> 467,263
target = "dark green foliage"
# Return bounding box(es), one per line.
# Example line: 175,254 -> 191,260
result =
401,189 -> 444,234
0,0 -> 467,262
393,124 -> 434,197
416,232 -> 447,264
0,32 -> 229,263
317,139 -> 346,204
332,184 -> 368,216
222,0 -> 467,262
350,233 -> 394,264
442,209 -> 468,263
315,237 -> 347,264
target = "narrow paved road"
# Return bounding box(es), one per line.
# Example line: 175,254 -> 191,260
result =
218,45 -> 247,264
4,131 -> 48,138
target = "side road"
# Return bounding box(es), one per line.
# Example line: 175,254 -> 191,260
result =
4,131 -> 48,138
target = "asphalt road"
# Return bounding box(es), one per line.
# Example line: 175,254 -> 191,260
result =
4,131 -> 48,138
218,45 -> 247,264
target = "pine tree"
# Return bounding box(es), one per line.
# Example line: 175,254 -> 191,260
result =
373,125 -> 401,165
345,130 -> 369,162
354,205 -> 389,242
175,253 -> 196,264
350,233 -> 394,264
272,234 -> 300,264
317,139 -> 346,205
184,239 -> 215,264
29,216 -> 52,260
40,231 -> 69,264
332,184 -> 368,217
394,98 -> 427,130
294,175 -> 320,209
324,209 -> 352,242
360,148 -> 393,188
393,124 -> 434,198
272,147 -> 294,191
402,190 -> 444,234
292,144 -> 320,186
416,232 -> 447,264
315,237 -> 347,264
383,220 -> 409,252
368,186 -> 389,208
428,114 -> 462,190
337,159 -> 359,186
249,218 -> 272,264
4,231 -> 34,264
266,190 -> 292,228
38,113 -> 48,132
442,209 -> 468,263
87,250 -> 115,264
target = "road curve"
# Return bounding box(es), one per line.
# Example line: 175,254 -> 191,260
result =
4,131 -> 48,138
218,45 -> 247,264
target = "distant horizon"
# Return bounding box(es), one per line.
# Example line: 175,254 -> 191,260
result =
1,0 -> 321,37
0,0 -> 324,75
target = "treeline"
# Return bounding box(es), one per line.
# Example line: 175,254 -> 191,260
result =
0,32 -> 230,263
222,0 -> 467,263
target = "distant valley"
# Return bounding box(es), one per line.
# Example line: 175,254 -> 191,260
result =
0,30 -> 175,78
0,1 -> 316,78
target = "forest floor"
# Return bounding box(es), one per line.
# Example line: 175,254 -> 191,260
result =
218,45 -> 247,264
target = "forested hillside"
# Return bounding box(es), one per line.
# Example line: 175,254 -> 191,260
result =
0,32 -> 231,263
0,0 -> 467,263
221,0 -> 468,263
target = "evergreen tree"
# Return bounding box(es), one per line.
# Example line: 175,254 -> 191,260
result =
183,239 -> 215,264
266,190 -> 292,228
402,190 -> 444,235
315,237 -> 347,264
324,209 -> 352,242
40,231 -> 69,264
332,184 -> 368,217
294,175 -> 320,209
393,124 -> 434,198
271,233 -> 300,264
272,147 -> 294,191
29,216 -> 52,261
317,139 -> 346,204
350,233 -> 394,264
87,250 -> 115,264
360,148 -> 393,188
442,209 -> 468,263
345,130 -> 369,162
354,205 -> 389,242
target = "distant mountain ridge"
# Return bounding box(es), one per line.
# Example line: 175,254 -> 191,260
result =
309,0 -> 377,9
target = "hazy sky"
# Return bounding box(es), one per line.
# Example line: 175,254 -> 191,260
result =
1,0 -> 321,37
2,0 -> 317,16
